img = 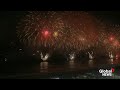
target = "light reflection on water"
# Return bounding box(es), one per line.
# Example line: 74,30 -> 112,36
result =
1,57 -> 120,75
40,62 -> 48,72
68,60 -> 75,69
88,60 -> 94,67
38,58 -> 120,73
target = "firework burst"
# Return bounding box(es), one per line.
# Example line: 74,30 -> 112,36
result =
16,11 -> 100,55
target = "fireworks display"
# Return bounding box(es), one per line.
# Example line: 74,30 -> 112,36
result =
16,11 -> 120,56
96,23 -> 120,54
16,11 -> 98,54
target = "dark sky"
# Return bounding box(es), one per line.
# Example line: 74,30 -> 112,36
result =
0,11 -> 120,51
0,11 -> 26,51
91,11 -> 120,24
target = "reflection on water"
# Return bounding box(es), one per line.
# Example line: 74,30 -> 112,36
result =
27,58 -> 120,73
40,62 -> 48,72
69,60 -> 75,69
88,60 -> 94,67
40,59 -> 120,72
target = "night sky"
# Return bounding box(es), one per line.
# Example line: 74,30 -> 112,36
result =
91,11 -> 120,24
0,11 -> 26,52
0,11 -> 120,52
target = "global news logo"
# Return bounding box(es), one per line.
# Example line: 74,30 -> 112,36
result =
99,68 -> 115,76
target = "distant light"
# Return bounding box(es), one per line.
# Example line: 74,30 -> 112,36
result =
116,54 -> 119,59
41,53 -> 49,61
5,58 -> 7,62
53,32 -> 58,37
78,37 -> 85,41
33,53 -> 35,56
51,77 -> 60,79
19,48 -> 22,51
116,55 -> 118,57
44,31 -> 49,35
42,29 -> 50,37
109,36 -> 114,41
